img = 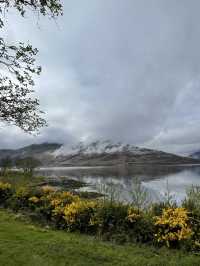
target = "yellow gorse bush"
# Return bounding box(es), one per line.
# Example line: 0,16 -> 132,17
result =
194,240 -> 200,249
51,192 -> 80,219
51,198 -> 62,207
50,191 -> 78,207
58,191 -> 79,202
127,207 -> 141,223
1,180 -> 199,251
28,196 -> 40,204
63,199 -> 97,225
154,208 -> 193,247
0,182 -> 12,201
15,187 -> 30,198
0,182 -> 11,190
41,185 -> 56,194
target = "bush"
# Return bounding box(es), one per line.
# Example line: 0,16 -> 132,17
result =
49,191 -> 79,228
126,207 -> 154,243
0,182 -> 12,204
150,201 -> 177,216
41,185 -> 56,195
63,199 -> 97,232
1,180 -> 200,251
89,201 -> 129,240
182,186 -> 200,251
9,187 -> 32,211
154,208 -> 193,248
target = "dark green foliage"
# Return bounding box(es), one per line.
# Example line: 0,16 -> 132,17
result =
0,0 -> 63,21
150,201 -> 177,216
8,187 -> 32,211
0,182 -> 12,204
126,212 -> 154,243
182,186 -> 200,251
0,0 -> 63,132
92,202 -> 129,238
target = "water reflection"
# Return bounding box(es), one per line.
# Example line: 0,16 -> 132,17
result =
143,169 -> 200,203
36,164 -> 200,203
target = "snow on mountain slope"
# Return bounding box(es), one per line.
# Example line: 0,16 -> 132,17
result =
53,140 -> 155,157
0,141 -> 198,167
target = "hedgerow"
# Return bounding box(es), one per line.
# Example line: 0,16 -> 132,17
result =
0,181 -> 199,251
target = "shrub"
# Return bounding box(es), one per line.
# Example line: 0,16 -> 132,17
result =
50,191 -> 79,228
10,186 -> 32,210
126,207 -> 154,243
63,199 -> 97,232
183,186 -> 200,214
29,196 -> 40,204
0,182 -> 12,204
28,196 -> 41,211
41,185 -> 56,194
1,179 -> 200,251
154,208 -> 193,248
150,201 -> 177,216
90,201 -> 129,239
182,186 -> 200,251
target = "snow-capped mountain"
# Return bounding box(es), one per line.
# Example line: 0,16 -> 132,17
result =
52,140 -> 199,166
53,140 -> 154,156
0,141 -> 199,166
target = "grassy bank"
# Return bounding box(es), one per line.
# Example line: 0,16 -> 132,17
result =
0,171 -> 45,189
0,209 -> 200,266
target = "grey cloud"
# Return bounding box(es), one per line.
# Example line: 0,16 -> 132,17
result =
1,0 -> 200,153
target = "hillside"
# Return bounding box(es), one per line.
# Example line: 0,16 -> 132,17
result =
0,140 -> 199,166
0,143 -> 62,165
53,140 -> 200,166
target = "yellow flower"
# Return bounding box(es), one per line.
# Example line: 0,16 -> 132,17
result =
0,182 -> 11,190
41,185 -> 56,194
15,187 -> 30,198
194,241 -> 200,248
29,196 -> 40,204
127,207 -> 141,223
63,200 -> 96,225
50,198 -> 62,207
154,207 -> 193,247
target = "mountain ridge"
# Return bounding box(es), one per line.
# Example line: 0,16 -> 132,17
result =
0,141 -> 199,166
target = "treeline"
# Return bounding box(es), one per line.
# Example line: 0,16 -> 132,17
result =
0,156 -> 41,177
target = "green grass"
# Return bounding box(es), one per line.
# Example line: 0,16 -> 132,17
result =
0,210 -> 200,266
0,172 -> 45,189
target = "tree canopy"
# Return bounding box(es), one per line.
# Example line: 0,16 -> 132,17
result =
0,0 -> 63,132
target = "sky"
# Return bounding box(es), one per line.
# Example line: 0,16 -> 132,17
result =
1,0 -> 200,155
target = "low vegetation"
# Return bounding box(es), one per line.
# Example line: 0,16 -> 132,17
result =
1,209 -> 200,266
0,176 -> 200,254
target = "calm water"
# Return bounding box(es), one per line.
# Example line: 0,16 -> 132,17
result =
36,164 -> 200,203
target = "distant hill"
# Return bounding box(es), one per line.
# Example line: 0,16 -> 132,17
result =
0,143 -> 62,165
0,141 -> 199,166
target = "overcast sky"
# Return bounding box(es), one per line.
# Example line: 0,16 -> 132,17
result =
1,0 -> 200,154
